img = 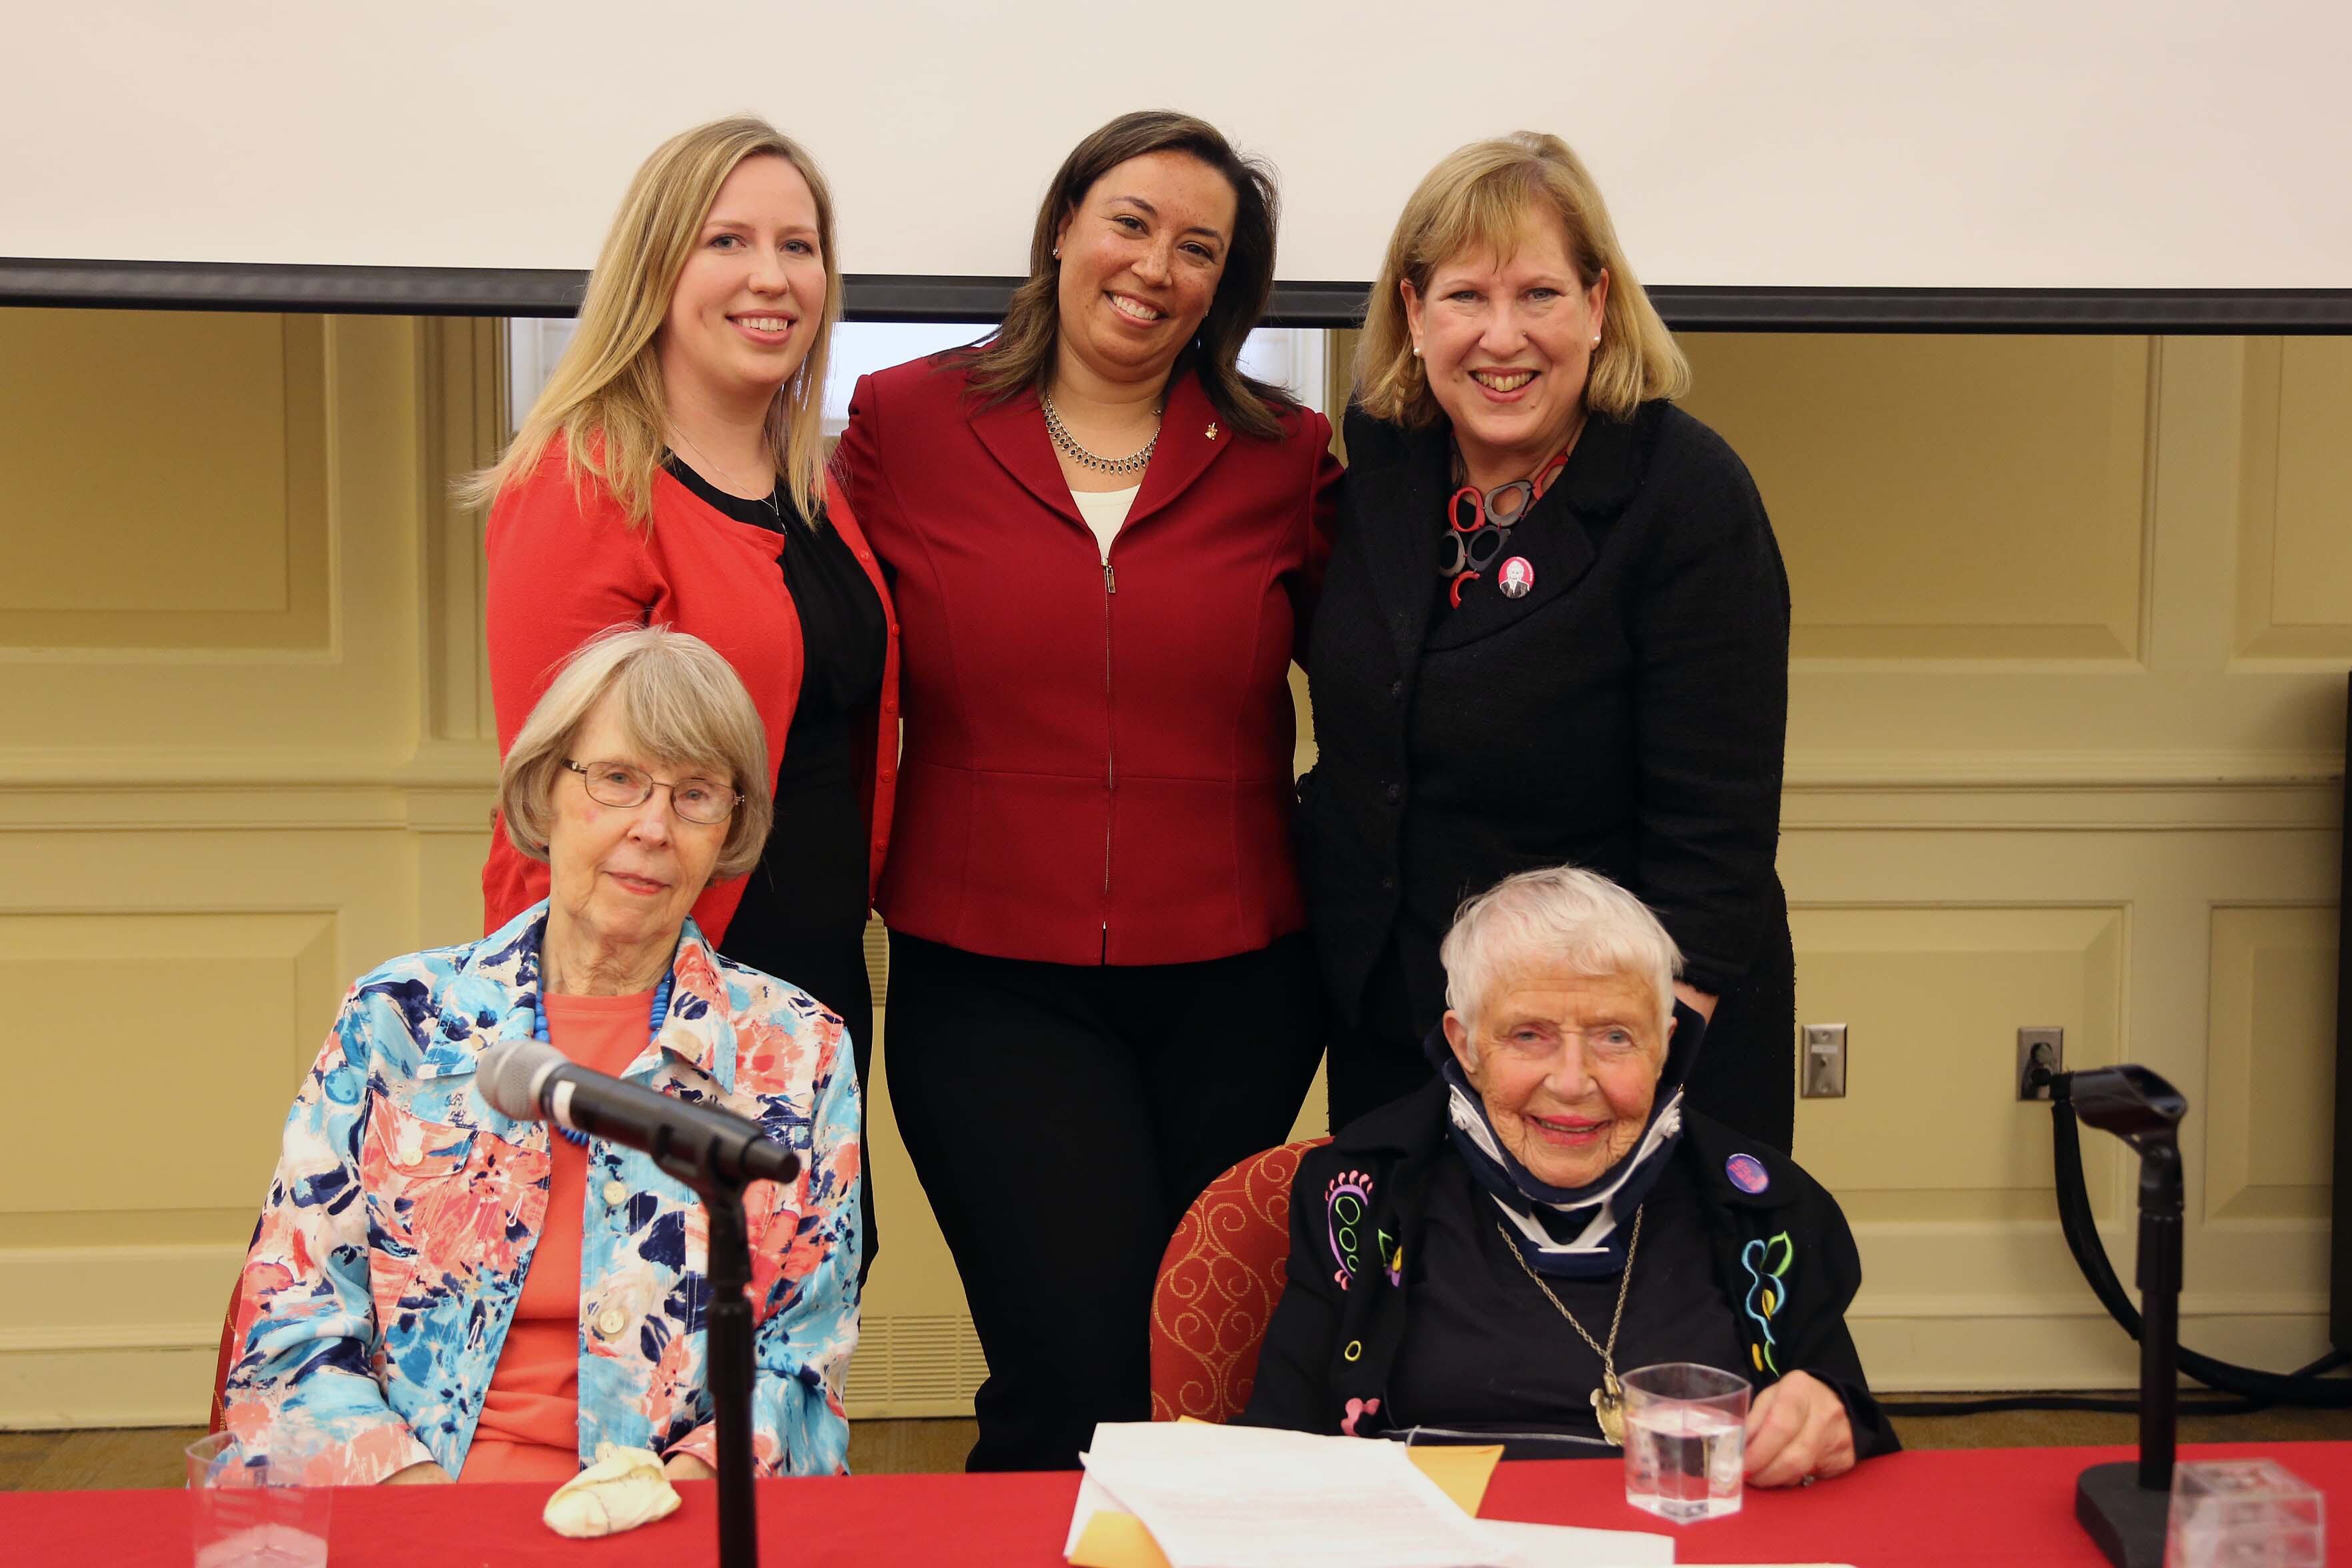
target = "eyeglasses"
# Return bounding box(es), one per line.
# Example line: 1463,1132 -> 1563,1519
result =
563,759 -> 741,825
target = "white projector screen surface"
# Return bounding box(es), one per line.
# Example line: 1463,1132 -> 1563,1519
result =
5,1 -> 2349,291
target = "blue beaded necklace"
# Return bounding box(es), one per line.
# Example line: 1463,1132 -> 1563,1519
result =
531,967 -> 675,1149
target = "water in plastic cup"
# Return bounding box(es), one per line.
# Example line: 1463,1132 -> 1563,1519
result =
1621,1361 -> 1749,1523
185,1433 -> 330,1568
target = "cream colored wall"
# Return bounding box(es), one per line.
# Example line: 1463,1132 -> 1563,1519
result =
0,315 -> 2342,1429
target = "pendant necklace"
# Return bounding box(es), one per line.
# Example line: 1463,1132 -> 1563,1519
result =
1497,1204 -> 1644,1446
670,429 -> 783,527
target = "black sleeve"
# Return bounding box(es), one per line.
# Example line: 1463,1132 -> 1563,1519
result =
1785,1187 -> 1901,1461
1628,430 -> 1792,995
1235,1156 -> 1345,1435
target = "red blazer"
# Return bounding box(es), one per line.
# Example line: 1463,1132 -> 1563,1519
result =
833,358 -> 1339,966
480,447 -> 901,945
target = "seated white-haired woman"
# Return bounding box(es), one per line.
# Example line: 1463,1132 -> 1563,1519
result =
1243,866 -> 1894,1483
222,625 -> 861,1485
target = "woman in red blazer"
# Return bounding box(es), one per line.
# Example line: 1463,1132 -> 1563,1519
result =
833,110 -> 1339,1471
471,117 -> 899,1269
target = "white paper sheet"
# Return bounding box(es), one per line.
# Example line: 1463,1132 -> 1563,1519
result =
1079,1443 -> 1503,1568
1064,1421 -> 1369,1556
1469,1518 -> 1675,1566
1067,1423 -> 1685,1568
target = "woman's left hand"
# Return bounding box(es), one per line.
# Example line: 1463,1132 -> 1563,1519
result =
663,1452 -> 718,1483
1742,1369 -> 1855,1487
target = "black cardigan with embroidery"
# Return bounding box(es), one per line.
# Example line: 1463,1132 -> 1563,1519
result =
1237,1081 -> 1899,1460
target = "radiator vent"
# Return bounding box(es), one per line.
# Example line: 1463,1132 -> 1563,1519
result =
843,1312 -> 988,1417
864,914 -> 889,1008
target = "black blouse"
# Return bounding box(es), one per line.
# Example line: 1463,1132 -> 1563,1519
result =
1385,1149 -> 1748,1447
663,457 -> 885,954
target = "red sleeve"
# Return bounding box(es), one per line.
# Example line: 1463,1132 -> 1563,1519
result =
1292,409 -> 1343,664
480,454 -> 663,932
485,455 -> 663,754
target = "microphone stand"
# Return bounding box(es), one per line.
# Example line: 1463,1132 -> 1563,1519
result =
2059,1067 -> 2187,1568
693,1175 -> 760,1568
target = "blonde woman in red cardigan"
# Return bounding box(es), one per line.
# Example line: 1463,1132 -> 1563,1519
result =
469,117 -> 898,1270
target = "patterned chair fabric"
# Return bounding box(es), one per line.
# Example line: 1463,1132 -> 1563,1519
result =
1149,1137 -> 1329,1423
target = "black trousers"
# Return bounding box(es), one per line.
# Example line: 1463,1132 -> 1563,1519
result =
1325,920 -> 1797,1153
884,930 -> 1327,1471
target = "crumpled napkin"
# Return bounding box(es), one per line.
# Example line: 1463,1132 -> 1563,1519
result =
542,1444 -> 683,1539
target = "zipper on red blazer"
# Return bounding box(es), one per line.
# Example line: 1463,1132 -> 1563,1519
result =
1101,554 -> 1117,955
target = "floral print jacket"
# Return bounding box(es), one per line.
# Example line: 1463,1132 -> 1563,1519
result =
222,901 -> 862,1485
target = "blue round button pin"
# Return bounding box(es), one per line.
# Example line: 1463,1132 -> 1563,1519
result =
1725,1153 -> 1770,1194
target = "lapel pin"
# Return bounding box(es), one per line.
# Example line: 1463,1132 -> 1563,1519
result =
1205,422 -> 1219,441
1498,557 -> 1535,598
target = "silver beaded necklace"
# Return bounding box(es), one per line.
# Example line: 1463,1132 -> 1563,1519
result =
1041,390 -> 1161,476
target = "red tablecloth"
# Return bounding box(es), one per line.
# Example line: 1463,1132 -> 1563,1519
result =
11,1441 -> 2346,1566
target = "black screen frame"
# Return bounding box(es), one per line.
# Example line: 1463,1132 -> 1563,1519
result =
7,257 -> 2352,332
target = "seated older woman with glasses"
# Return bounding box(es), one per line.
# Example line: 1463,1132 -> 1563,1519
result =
221,625 -> 861,1486
1243,866 -> 1895,1485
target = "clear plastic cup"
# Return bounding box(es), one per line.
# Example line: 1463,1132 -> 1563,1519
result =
184,1433 -> 331,1568
1621,1362 -> 1749,1523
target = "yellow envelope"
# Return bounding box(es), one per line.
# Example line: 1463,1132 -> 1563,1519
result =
1067,1441 -> 1502,1568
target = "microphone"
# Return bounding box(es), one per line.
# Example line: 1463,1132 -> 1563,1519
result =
478,1038 -> 801,1189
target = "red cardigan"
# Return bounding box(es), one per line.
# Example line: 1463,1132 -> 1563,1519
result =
833,359 -> 1339,966
480,448 -> 901,944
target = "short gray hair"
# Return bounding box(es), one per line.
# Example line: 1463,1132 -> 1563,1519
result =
1439,866 -> 1682,1037
499,625 -> 774,880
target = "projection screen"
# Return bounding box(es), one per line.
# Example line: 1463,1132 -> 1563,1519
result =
4,0 -> 2348,326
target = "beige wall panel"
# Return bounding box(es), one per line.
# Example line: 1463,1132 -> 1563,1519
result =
2204,904 -> 2341,1221
0,314 -> 439,771
1789,905 -> 2125,1224
0,911 -> 335,1217
1680,334 -> 2149,662
0,312 -> 326,648
2235,337 -> 2352,658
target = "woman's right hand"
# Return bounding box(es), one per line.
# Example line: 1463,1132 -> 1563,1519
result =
383,1459 -> 456,1485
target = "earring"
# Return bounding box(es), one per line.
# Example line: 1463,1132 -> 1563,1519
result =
1411,343 -> 1423,357
1591,334 -> 1601,347
1051,246 -> 1061,260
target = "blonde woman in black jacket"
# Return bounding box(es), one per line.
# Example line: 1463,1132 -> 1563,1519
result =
1302,131 -> 1793,1143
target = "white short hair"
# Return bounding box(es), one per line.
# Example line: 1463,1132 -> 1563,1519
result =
1439,866 -> 1682,1037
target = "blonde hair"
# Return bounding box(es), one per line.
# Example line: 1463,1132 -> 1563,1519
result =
499,625 -> 775,881
465,116 -> 842,525
1439,865 -> 1682,1039
1357,132 -> 1687,427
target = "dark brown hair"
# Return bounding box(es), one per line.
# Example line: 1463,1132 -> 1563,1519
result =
955,110 -> 1294,440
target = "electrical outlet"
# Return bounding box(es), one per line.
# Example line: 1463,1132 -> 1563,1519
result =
2017,1027 -> 2064,1100
1801,1023 -> 1847,1098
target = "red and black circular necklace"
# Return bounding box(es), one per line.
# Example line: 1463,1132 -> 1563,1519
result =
1440,423 -> 1583,608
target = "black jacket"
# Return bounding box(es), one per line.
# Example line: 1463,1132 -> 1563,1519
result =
1238,1081 -> 1899,1461
1300,401 -> 1792,1032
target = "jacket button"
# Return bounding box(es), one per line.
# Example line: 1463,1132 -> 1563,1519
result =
883,698 -> 898,715
601,1180 -> 629,1207
1389,680 -> 1403,701
597,1306 -> 628,1339
1384,783 -> 1403,805
879,768 -> 894,783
